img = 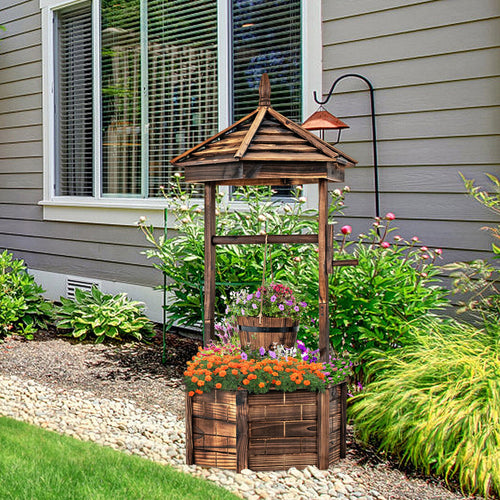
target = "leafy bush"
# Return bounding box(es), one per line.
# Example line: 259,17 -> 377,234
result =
55,286 -> 154,343
289,217 -> 448,357
443,173 -> 499,325
139,177 -> 324,329
139,179 -> 447,360
349,318 -> 500,498
0,250 -> 52,339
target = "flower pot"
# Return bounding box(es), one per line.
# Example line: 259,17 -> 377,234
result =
237,316 -> 298,350
185,382 -> 347,472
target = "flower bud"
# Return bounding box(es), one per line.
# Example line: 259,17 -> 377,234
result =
420,246 -> 428,252
412,236 -> 419,242
259,229 -> 267,235
393,235 -> 402,241
385,212 -> 396,220
340,225 -> 352,235
381,241 -> 390,248
181,217 -> 190,224
298,196 -> 307,203
435,248 -> 443,256
421,254 -> 429,260
139,216 -> 146,223
333,189 -> 342,196
283,205 -> 292,213
293,256 -> 301,262
257,214 -> 267,222
180,205 -> 189,212
343,185 -> 350,192
174,172 -> 181,178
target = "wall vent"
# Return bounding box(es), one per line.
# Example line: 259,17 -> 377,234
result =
66,278 -> 100,300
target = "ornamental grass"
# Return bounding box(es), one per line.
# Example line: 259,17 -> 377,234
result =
349,318 -> 500,498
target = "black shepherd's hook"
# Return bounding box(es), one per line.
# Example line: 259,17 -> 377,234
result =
314,74 -> 380,219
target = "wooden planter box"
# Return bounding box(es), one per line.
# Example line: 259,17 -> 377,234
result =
237,316 -> 298,350
185,382 -> 346,472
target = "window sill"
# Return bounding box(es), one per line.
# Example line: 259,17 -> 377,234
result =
39,198 -> 176,228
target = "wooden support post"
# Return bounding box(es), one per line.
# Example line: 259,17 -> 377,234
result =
185,393 -> 194,465
236,390 -> 249,472
317,389 -> 330,469
318,179 -> 330,363
340,382 -> 347,459
204,182 -> 216,346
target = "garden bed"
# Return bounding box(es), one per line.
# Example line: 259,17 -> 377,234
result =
186,382 -> 346,472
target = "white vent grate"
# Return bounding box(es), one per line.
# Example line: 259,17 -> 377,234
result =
66,278 -> 100,300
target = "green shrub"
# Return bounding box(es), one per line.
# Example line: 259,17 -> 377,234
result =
349,318 -> 500,498
0,250 -> 52,339
139,180 -> 447,359
55,286 -> 154,343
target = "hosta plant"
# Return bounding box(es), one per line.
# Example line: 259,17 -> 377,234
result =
55,286 -> 154,343
349,318 -> 500,498
0,250 -> 52,339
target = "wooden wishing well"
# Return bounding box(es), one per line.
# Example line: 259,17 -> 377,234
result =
171,74 -> 358,470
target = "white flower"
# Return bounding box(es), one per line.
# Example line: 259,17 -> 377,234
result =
343,185 -> 351,192
180,205 -> 189,212
259,229 -> 267,235
139,216 -> 146,223
181,217 -> 190,224
298,196 -> 307,203
333,189 -> 342,196
174,172 -> 181,178
257,214 -> 267,222
194,207 -> 202,214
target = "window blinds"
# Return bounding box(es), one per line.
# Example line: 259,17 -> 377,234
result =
232,0 -> 302,123
56,3 -> 93,196
147,0 -> 218,197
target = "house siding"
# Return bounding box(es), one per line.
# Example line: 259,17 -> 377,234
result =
0,0 -> 159,288
322,0 -> 500,263
0,0 -> 498,311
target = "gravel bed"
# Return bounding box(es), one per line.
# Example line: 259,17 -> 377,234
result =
0,331 -> 478,500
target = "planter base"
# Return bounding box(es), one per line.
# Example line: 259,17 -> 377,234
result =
186,383 -> 346,472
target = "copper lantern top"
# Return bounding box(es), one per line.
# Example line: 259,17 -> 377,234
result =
171,74 -> 357,186
302,109 -> 349,131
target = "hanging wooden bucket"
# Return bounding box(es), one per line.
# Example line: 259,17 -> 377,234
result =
237,316 -> 298,350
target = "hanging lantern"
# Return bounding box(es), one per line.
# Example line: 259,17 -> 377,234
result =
302,107 -> 349,144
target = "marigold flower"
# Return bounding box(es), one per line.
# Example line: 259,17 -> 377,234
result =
195,389 -> 203,395
188,391 -> 195,397
275,380 -> 282,386
243,379 -> 250,385
219,370 -> 227,377
197,380 -> 205,386
191,376 -> 198,383
215,383 -> 222,389
304,380 -> 311,386
259,382 -> 265,388
232,369 -> 238,376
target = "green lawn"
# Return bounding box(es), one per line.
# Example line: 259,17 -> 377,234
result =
0,417 -> 239,500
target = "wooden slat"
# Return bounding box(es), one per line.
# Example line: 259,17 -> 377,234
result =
283,392 -> 317,404
192,401 -> 237,421
240,151 -> 333,162
171,109 -> 258,164
213,234 -> 318,246
248,404 -> 317,421
248,453 -> 318,470
236,390 -> 249,472
249,437 -> 317,455
193,432 -> 237,452
185,394 -> 194,465
234,106 -> 268,159
318,390 -> 330,469
194,450 -> 237,470
192,417 -> 236,438
247,143 -> 318,153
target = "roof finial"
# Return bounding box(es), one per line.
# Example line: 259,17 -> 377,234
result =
259,73 -> 271,106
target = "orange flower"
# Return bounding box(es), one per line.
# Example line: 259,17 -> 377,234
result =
275,380 -> 282,386
219,370 -> 227,377
195,389 -> 203,395
304,380 -> 311,386
215,383 -> 222,389
197,380 -> 205,387
259,382 -> 265,388
232,369 -> 238,376
205,375 -> 212,382
188,391 -> 195,397
243,379 -> 250,385
191,376 -> 198,383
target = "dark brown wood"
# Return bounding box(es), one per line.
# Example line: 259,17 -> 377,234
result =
317,390 -> 330,469
185,392 -> 194,465
203,182 -> 216,346
327,224 -> 334,274
187,385 -> 346,471
170,108 -> 258,164
235,106 -> 268,159
236,391 -> 249,472
330,258 -> 359,268
212,234 -> 318,246
318,179 -> 329,363
258,73 -> 271,106
340,382 -> 347,459
237,316 -> 298,350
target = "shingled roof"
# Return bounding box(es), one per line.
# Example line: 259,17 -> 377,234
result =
171,74 -> 357,186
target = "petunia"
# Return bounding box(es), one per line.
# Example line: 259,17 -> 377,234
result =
286,300 -> 293,306
252,303 -> 258,309
269,350 -> 277,359
255,291 -> 261,298
247,294 -> 253,301
299,301 -> 307,308
270,295 -> 277,302
259,347 -> 266,356
294,306 -> 300,312
240,352 -> 247,360
279,304 -> 285,311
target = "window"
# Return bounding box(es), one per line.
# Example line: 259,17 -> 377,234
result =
42,0 -> 321,223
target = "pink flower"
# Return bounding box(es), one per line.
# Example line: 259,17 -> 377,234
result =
421,254 -> 429,260
420,246 -> 428,252
385,212 -> 396,220
411,236 -> 419,242
393,235 -> 402,241
341,225 -> 352,235
435,248 -> 443,255
380,241 -> 390,249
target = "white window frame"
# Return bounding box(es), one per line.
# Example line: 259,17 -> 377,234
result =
40,0 -> 322,227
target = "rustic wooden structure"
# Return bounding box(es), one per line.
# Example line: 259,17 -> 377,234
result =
185,383 -> 347,472
171,74 -> 357,365
237,316 -> 298,351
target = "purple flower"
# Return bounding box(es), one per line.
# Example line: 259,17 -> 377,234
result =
269,350 -> 277,359
241,309 -> 245,315
259,347 -> 266,356
247,294 -> 253,301
296,340 -> 306,352
294,306 -> 300,312
252,303 -> 258,309
255,291 -> 261,298
286,300 -> 293,306
270,295 -> 277,302
279,304 -> 285,311
299,301 -> 307,308
240,352 -> 247,360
